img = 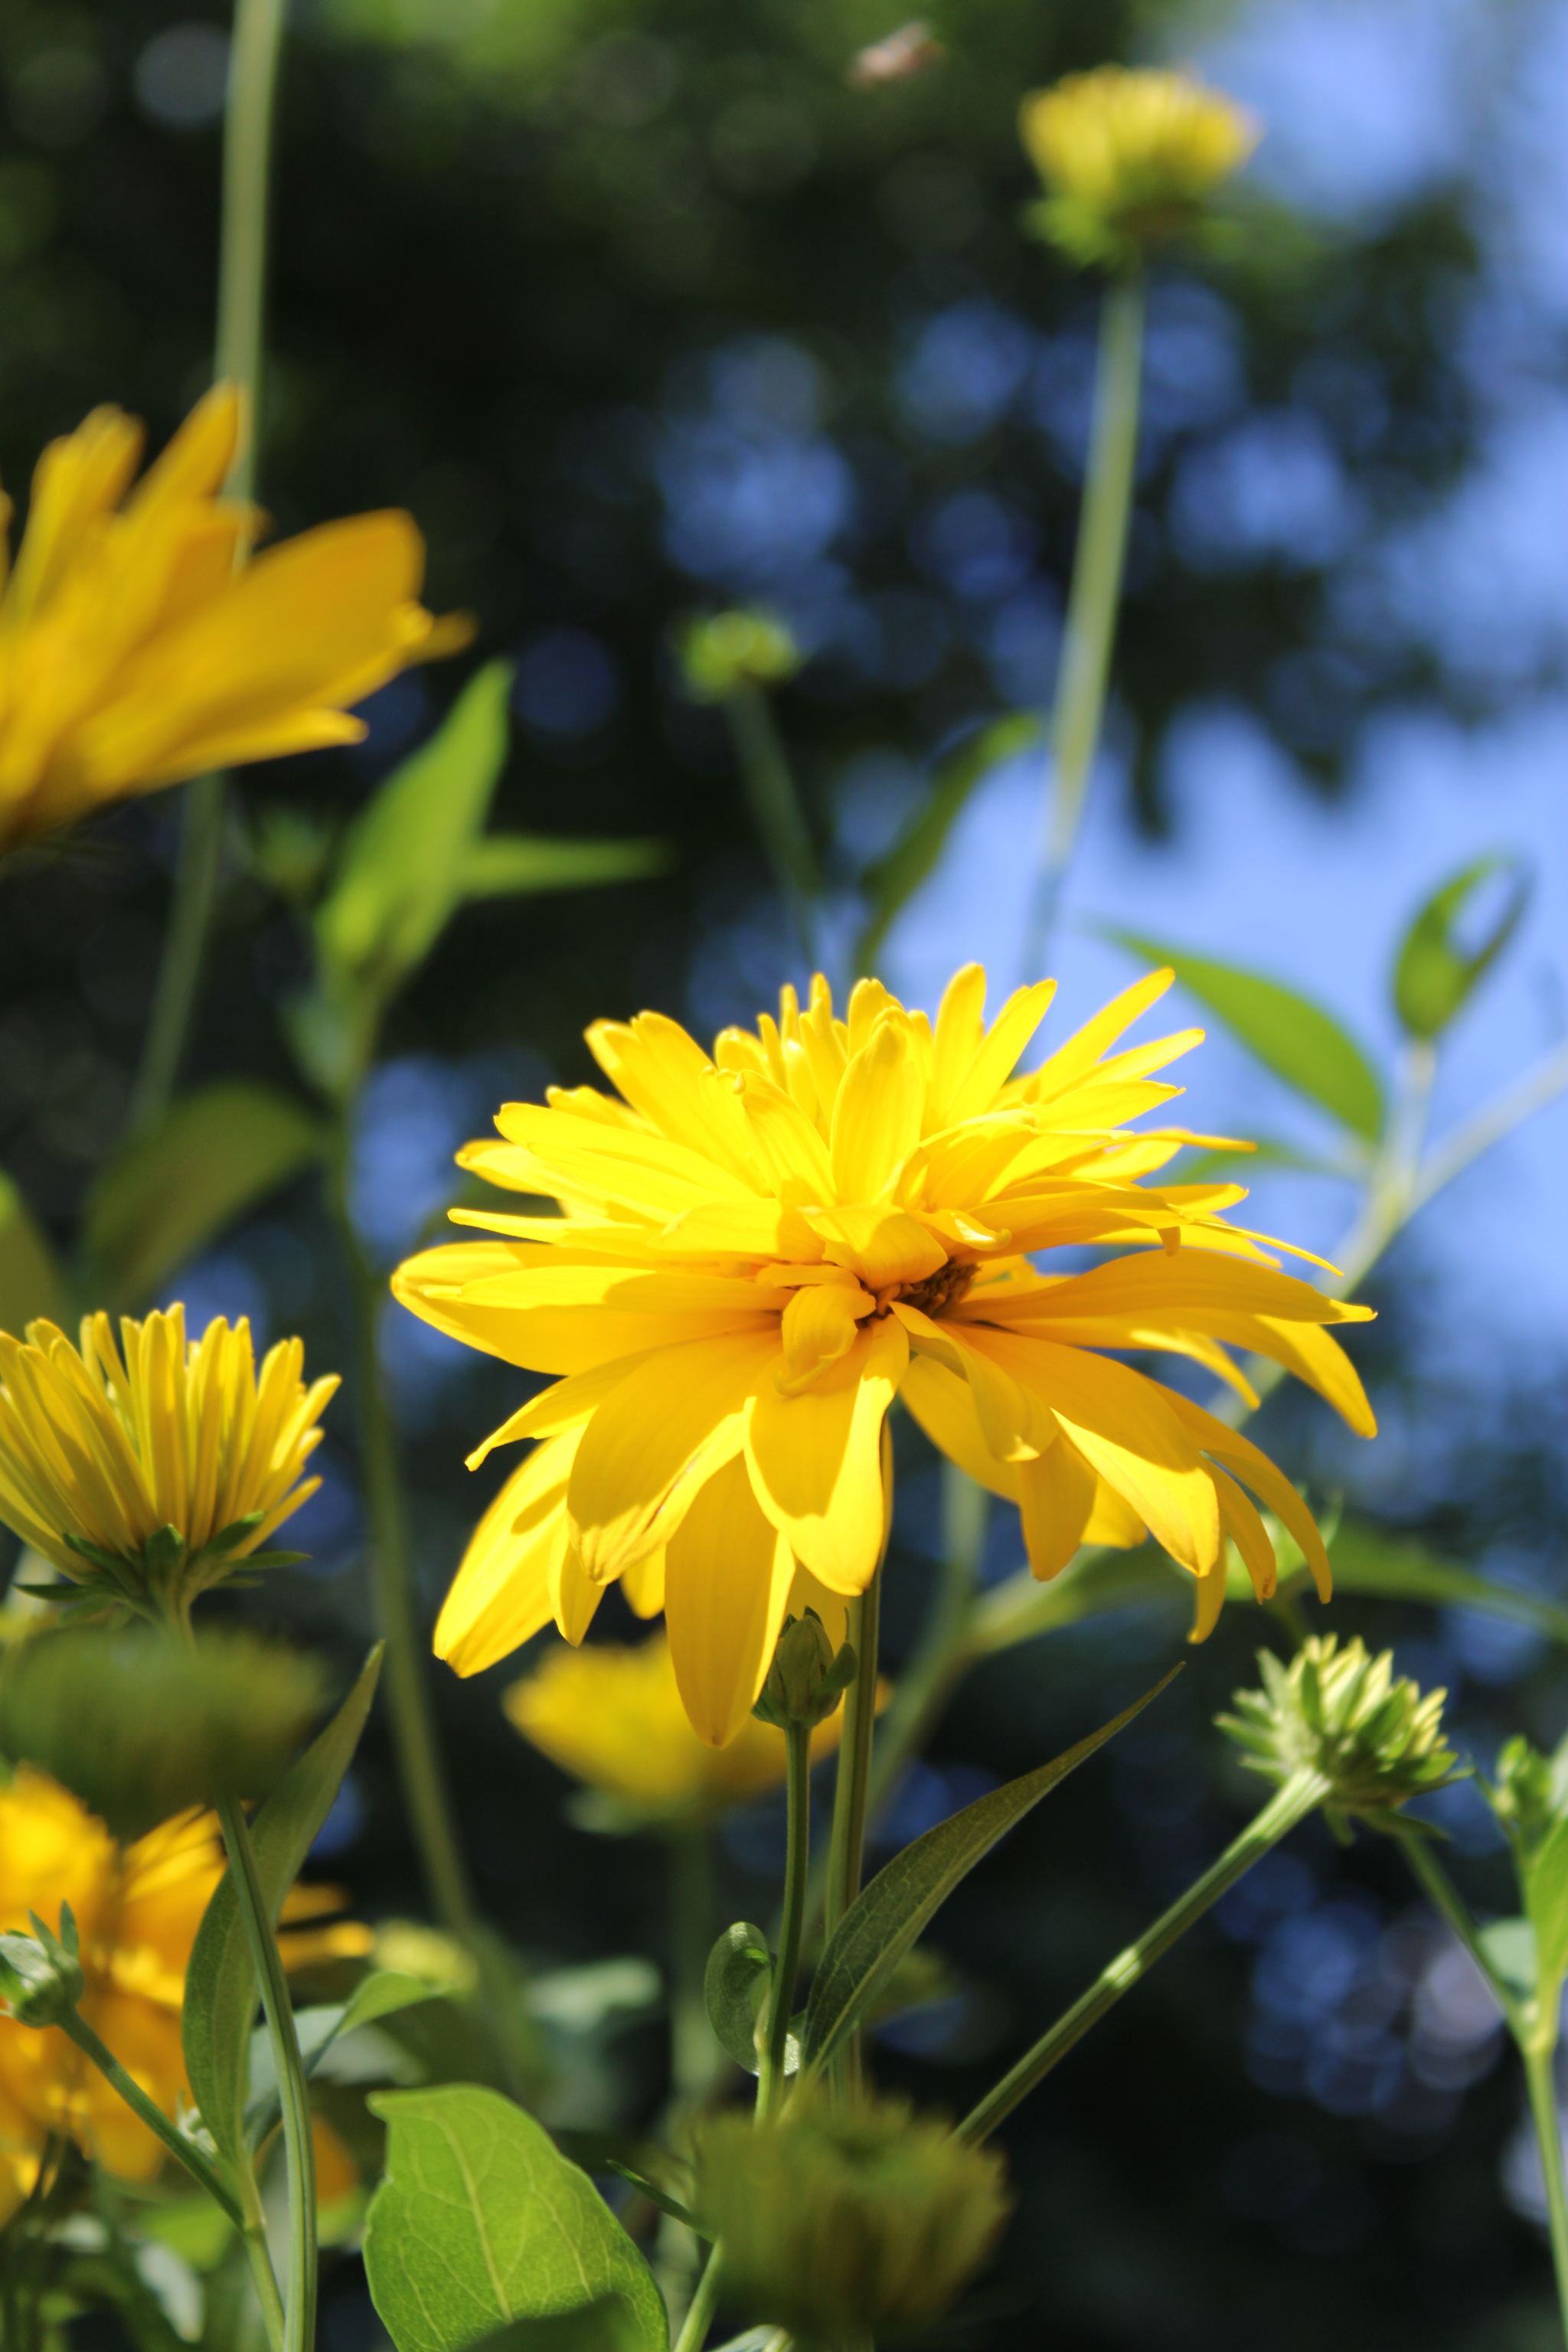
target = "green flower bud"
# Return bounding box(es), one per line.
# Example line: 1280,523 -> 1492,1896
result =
0,1904 -> 84,2027
678,609 -> 802,703
693,2092 -> 1009,2342
0,1625 -> 330,1842
1486,1735 -> 1568,1855
1219,1635 -> 1464,1836
752,1611 -> 857,1732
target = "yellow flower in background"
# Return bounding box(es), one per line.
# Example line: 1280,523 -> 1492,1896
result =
0,384 -> 467,856
506,1630 -> 854,1821
0,1308 -> 337,1610
394,965 -> 1375,1742
1021,66 -> 1259,267
0,1768 -> 368,2222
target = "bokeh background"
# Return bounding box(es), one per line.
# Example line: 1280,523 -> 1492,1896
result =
2,0 -> 1566,2344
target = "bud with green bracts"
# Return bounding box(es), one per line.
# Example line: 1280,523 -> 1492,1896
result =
0,1905 -> 86,2027
752,1610 -> 857,1733
1219,1635 -> 1464,1838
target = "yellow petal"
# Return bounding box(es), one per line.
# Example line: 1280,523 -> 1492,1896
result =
1161,1387 -> 1333,1600
942,979 -> 1057,1127
665,1454 -> 796,1745
434,1432 -> 580,1675
1024,968 -> 1175,1103
1017,1435 -> 1098,1579
778,1279 -> 873,1396
830,1014 -> 924,1201
744,1314 -> 906,1592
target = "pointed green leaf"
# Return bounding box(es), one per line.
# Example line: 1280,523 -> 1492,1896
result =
802,1667 -> 1181,2070
857,714 -> 1041,974
1524,1824 -> 1568,2003
702,1922 -> 772,2076
183,1645 -> 382,2164
1326,1521 -> 1568,1647
0,1170 -> 67,1336
1393,853 -> 1530,1040
82,1083 -> 322,1309
1477,1916 -> 1537,1999
460,836 -> 668,899
1100,927 -> 1386,1142
364,2085 -> 668,2352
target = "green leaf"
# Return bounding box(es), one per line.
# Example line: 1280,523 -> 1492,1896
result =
969,1545 -> 1184,1657
1099,927 -> 1387,1143
857,714 -> 1041,975
82,1083 -> 322,1309
1325,1521 -> 1568,1648
337,1967 -> 443,2039
1393,853 -> 1530,1040
1524,1824 -> 1568,2003
315,662 -> 514,1001
702,1921 -> 772,2076
183,1645 -> 382,2165
472,2304 -> 655,2352
802,1667 -> 1181,2070
0,1170 -> 67,1335
460,836 -> 668,898
364,2085 -> 668,2352
1477,1916 -> 1537,1999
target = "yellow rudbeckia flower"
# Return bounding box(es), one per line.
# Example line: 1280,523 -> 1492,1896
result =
505,1628 -> 854,1824
394,965 -> 1374,1742
0,384 -> 464,855
1020,66 -> 1258,267
0,1307 -> 337,1615
0,1768 -> 367,2223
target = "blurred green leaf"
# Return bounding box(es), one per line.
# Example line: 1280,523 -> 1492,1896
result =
364,2084 -> 668,2352
1325,1521 -> 1568,1646
1478,1916 -> 1537,1998
702,1920 -> 772,2076
803,1668 -> 1179,2071
1100,927 -> 1386,1142
857,714 -> 1041,975
184,1645 -> 382,2167
0,1170 -> 67,1335
83,1083 -> 322,1309
1524,1824 -> 1568,2005
1393,853 -> 1530,1040
460,835 -> 668,898
472,2306 -> 654,2352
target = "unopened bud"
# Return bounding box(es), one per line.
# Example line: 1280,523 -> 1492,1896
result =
0,1906 -> 84,2027
753,1612 -> 856,1732
1220,1635 -> 1463,1835
678,609 -> 802,703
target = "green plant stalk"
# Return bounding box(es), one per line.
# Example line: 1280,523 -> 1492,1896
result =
1523,2042 -> 1568,2347
823,1565 -> 882,2104
1025,265 -> 1145,972
759,1723 -> 811,2122
725,684 -> 819,957
214,1792 -> 315,2352
51,2009 -> 243,2227
957,1766 -> 1328,2145
129,0 -> 287,1138
671,2243 -> 724,2352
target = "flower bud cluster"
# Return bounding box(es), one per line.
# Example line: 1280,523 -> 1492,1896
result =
1220,1635 -> 1462,1834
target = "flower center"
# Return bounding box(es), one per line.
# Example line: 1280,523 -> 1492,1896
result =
895,1260 -> 975,1321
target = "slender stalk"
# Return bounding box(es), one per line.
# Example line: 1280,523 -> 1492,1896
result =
234,2156 -> 289,2352
1523,2043 -> 1568,2344
759,1724 -> 811,2122
53,2010 -> 243,2227
958,1766 -> 1328,2145
671,2243 -> 724,2352
129,0 -> 287,1136
1393,1829 -> 1524,2035
1024,266 -> 1146,973
214,1793 -> 315,2352
725,684 -> 819,959
863,1463 -> 985,1834
823,1568 -> 883,2105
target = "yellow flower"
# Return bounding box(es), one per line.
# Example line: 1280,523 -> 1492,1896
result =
0,1307 -> 338,1613
394,965 -> 1375,1741
0,384 -> 466,856
0,1768 -> 368,2222
1020,66 -> 1258,267
505,1628 -> 853,1822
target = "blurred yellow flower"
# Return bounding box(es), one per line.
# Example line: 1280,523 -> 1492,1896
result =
394,964 -> 1375,1740
0,1308 -> 337,1613
0,1769 -> 368,2222
1020,66 -> 1258,267
505,1628 -> 853,1818
0,384 -> 466,856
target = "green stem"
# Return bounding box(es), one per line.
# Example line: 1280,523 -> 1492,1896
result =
214,1794 -> 315,2352
54,2010 -> 243,2228
863,1462 -> 984,1834
957,1766 -> 1328,2145
725,684 -> 819,957
1393,1828 -> 1524,2037
823,1560 -> 884,2105
671,2243 -> 724,2352
234,2157 -> 289,2352
759,1723 -> 811,2122
129,777 -> 227,1136
1524,2043 -> 1568,2344
1025,265 -> 1145,972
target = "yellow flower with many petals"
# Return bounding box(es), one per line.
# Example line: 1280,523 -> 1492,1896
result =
0,384 -> 465,855
0,1768 -> 368,2222
506,1629 -> 854,1823
394,966 -> 1375,1743
1020,66 -> 1259,268
0,1308 -> 337,1613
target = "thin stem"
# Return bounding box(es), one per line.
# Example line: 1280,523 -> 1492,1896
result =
671,2243 -> 724,2352
759,1723 -> 811,2122
957,1767 -> 1328,2145
725,684 -> 819,958
1393,1828 -> 1525,2039
214,1794 -> 315,2352
53,2010 -> 243,2228
1524,2043 -> 1568,2344
1406,1037 -> 1568,1220
234,2157 -> 289,2352
1024,266 -> 1146,974
129,778 -> 227,1136
863,1463 -> 985,1834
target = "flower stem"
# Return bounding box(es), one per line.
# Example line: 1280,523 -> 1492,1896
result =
957,1766 -> 1328,2145
1024,264 -> 1145,974
1523,2042 -> 1568,2344
214,1792 -> 315,2352
724,684 -> 819,959
53,2009 -> 243,2229
129,0 -> 287,1137
671,2243 -> 724,2352
759,1723 -> 811,2122
864,1462 -> 984,1834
